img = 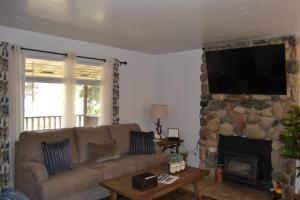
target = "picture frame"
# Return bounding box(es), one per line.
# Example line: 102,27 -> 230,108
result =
168,128 -> 179,139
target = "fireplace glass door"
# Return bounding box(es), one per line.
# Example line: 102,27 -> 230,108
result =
223,151 -> 259,186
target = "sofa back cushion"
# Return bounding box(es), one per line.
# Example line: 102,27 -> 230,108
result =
89,139 -> 120,163
74,126 -> 112,163
107,123 -> 141,155
18,128 -> 79,164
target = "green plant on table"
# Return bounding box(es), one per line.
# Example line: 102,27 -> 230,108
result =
180,151 -> 188,161
167,153 -> 177,164
279,105 -> 300,177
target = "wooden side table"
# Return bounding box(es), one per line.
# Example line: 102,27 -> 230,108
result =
156,138 -> 184,153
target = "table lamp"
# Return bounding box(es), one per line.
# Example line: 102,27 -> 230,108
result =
151,104 -> 168,139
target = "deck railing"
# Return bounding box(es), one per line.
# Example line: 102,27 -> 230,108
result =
24,115 -> 99,131
75,115 -> 99,127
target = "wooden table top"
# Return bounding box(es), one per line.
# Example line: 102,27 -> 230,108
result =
156,139 -> 184,146
100,164 -> 209,200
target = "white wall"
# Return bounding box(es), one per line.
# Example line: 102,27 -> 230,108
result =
155,49 -> 202,167
0,26 -> 203,168
0,26 -> 157,131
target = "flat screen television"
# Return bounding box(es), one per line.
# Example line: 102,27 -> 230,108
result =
205,44 -> 286,95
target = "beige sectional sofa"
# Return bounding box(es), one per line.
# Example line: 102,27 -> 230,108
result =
15,123 -> 168,200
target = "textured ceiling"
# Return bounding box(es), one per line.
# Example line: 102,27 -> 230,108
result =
0,0 -> 299,54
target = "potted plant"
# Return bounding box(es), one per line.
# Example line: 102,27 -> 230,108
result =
279,105 -> 300,177
180,151 -> 188,162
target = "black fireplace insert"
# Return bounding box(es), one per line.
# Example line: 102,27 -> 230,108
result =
218,135 -> 272,191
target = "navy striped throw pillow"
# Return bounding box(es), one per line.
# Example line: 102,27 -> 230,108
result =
0,188 -> 30,200
41,139 -> 73,175
129,131 -> 155,155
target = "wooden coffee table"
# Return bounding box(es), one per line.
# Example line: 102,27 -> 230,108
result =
100,164 -> 209,200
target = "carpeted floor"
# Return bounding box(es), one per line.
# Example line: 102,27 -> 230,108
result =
100,188 -> 216,200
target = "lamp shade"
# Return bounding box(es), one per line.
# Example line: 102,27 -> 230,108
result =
151,104 -> 168,119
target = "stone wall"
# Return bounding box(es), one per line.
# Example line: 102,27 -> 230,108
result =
199,35 -> 300,200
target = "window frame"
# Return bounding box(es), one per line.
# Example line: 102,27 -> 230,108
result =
23,52 -> 103,130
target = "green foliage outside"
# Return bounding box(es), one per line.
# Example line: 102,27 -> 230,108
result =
279,105 -> 300,177
78,85 -> 100,116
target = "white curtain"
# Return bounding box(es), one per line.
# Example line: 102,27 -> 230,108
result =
63,53 -> 76,128
8,45 -> 25,186
99,59 -> 114,125
64,54 -> 112,127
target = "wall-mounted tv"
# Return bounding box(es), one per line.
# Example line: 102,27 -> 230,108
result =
205,44 -> 286,95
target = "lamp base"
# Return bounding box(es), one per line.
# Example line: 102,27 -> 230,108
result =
154,132 -> 162,140
155,118 -> 163,140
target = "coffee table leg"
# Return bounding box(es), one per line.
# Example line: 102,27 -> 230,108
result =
193,182 -> 202,200
110,190 -> 117,200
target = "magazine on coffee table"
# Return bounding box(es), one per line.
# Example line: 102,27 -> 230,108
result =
158,174 -> 179,184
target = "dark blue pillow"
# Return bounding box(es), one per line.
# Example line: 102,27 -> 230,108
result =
41,139 -> 73,175
0,188 -> 30,200
129,131 -> 155,155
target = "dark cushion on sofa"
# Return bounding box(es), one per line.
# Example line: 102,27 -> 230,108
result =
128,131 -> 155,155
41,139 -> 73,175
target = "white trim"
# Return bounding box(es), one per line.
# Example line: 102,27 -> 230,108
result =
25,77 -> 102,85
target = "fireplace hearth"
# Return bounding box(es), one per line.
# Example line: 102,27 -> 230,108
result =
218,135 -> 272,191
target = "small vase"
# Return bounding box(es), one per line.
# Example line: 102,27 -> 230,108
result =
169,163 -> 176,174
176,162 -> 181,172
180,161 -> 185,170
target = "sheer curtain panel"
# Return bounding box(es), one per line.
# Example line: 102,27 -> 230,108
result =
64,53 -> 76,128
99,59 -> 113,125
8,45 -> 25,186
99,58 -> 121,125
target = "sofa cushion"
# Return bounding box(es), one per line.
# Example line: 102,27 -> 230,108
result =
129,131 -> 156,155
36,165 -> 101,200
126,153 -> 169,171
41,139 -> 73,175
88,157 -> 138,180
108,123 -> 141,155
89,140 -> 121,163
74,126 -> 112,163
19,128 -> 79,164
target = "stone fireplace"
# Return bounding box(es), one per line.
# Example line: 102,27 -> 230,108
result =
199,35 -> 300,199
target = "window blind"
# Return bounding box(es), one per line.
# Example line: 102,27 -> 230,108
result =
76,62 -> 102,85
25,57 -> 103,84
25,58 -> 64,83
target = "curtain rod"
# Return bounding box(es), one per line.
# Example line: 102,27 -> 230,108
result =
21,47 -> 106,62
21,47 -> 128,65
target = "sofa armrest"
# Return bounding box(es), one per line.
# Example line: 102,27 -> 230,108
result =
16,160 -> 48,182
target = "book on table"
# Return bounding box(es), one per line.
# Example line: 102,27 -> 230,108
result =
158,174 -> 179,184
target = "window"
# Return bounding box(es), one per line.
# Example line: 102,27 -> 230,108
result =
24,57 -> 65,130
75,62 -> 102,127
24,56 -> 103,131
